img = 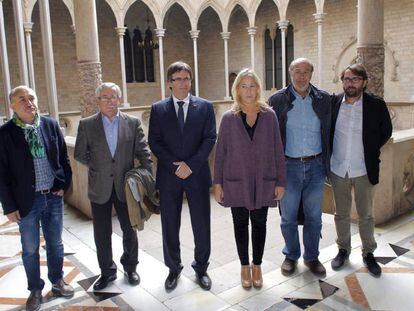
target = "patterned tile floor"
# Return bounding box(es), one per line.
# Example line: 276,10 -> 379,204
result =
0,197 -> 413,310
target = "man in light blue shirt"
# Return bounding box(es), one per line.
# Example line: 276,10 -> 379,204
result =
269,58 -> 331,277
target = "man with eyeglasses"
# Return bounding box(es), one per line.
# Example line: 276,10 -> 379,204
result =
0,85 -> 73,311
74,82 -> 152,290
268,58 -> 331,277
148,61 -> 216,291
330,64 -> 392,276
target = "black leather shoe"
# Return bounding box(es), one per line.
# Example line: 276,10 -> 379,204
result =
52,278 -> 74,297
331,249 -> 349,270
281,257 -> 297,276
125,271 -> 140,285
363,253 -> 381,277
304,259 -> 326,276
165,271 -> 181,291
26,290 -> 42,311
196,272 -> 212,290
93,274 -> 117,290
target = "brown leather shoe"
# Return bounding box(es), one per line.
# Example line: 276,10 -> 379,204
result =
240,265 -> 252,288
281,257 -> 297,276
304,259 -> 326,276
251,263 -> 263,288
52,278 -> 74,297
26,290 -> 42,311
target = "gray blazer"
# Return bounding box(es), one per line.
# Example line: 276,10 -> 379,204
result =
74,111 -> 152,204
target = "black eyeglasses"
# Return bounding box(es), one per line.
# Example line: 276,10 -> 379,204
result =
342,77 -> 363,83
171,77 -> 192,83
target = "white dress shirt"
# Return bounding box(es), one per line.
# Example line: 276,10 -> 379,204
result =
172,94 -> 190,121
331,95 -> 367,178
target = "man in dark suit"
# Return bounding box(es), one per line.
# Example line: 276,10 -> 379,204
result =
74,82 -> 152,290
0,86 -> 73,311
148,61 -> 216,291
330,64 -> 392,276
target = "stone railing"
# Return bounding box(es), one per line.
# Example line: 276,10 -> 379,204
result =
387,101 -> 414,131
323,128 -> 414,225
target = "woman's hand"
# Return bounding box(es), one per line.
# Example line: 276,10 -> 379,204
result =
214,184 -> 224,203
275,186 -> 285,201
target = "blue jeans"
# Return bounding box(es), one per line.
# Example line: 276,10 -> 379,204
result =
280,157 -> 325,261
18,193 -> 64,291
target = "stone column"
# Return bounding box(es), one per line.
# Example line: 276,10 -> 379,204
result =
155,28 -> 166,99
39,0 -> 59,120
278,20 -> 289,88
271,28 -> 276,89
247,27 -> 257,71
115,27 -> 128,106
357,0 -> 384,97
221,32 -> 231,100
0,0 -> 12,119
13,0 -> 29,85
24,22 -> 35,90
189,30 -> 200,97
313,13 -> 326,87
73,0 -> 102,117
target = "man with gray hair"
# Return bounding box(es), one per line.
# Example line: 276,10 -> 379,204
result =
269,58 -> 331,277
0,85 -> 73,311
75,82 -> 152,290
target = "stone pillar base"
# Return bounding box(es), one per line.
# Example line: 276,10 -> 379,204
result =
77,61 -> 102,117
357,45 -> 385,97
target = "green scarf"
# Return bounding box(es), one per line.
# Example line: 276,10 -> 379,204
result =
12,113 -> 45,158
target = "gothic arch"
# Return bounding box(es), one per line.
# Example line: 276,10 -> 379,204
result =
122,0 -> 161,28
195,1 -> 224,32
161,0 -> 194,29
223,0 -> 251,31
25,0 -> 74,24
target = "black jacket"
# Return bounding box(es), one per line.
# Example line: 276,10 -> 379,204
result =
268,84 -> 332,173
331,92 -> 392,185
0,116 -> 72,217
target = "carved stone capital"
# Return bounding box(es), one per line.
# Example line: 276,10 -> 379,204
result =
115,27 -> 126,37
77,61 -> 102,117
247,26 -> 257,36
70,24 -> 76,35
189,30 -> 200,39
220,32 -> 230,40
154,28 -> 166,38
277,20 -> 289,31
313,12 -> 326,24
357,45 -> 385,97
23,22 -> 33,33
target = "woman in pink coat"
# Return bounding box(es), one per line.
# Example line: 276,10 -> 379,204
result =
213,69 -> 286,288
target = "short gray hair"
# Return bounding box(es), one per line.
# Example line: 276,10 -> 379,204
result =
9,85 -> 37,104
289,57 -> 314,72
95,82 -> 122,99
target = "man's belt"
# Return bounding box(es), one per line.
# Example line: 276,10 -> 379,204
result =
285,153 -> 322,162
36,189 -> 51,195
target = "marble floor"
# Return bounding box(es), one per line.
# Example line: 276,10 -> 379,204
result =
0,197 -> 413,311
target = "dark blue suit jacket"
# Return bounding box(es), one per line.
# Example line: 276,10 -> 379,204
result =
0,116 -> 72,217
148,95 -> 216,190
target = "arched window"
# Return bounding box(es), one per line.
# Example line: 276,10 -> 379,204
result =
123,25 -> 158,83
264,24 -> 294,90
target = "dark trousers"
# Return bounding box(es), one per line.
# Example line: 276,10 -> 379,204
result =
159,181 -> 211,274
231,207 -> 269,266
91,188 -> 138,277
